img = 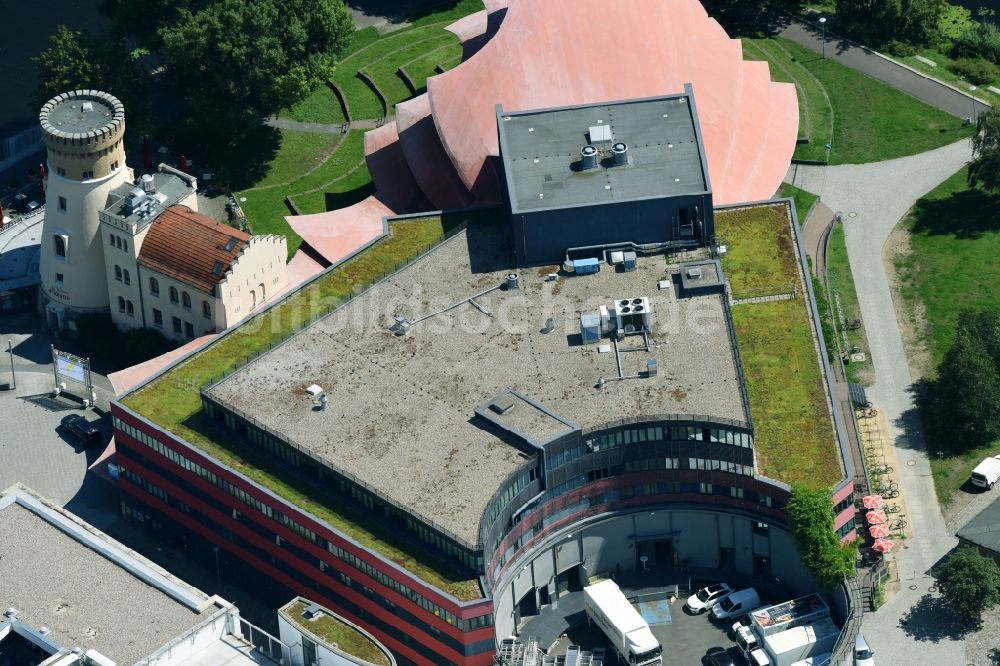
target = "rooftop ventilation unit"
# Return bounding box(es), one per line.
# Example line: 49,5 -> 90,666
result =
389,314 -> 411,336
580,145 -> 599,170
505,273 -> 519,289
612,297 -> 652,332
122,188 -> 147,216
589,124 -> 613,143
140,173 -> 155,194
687,266 -> 703,279
612,142 -> 629,166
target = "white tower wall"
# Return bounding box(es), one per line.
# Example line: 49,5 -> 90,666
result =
39,90 -> 130,318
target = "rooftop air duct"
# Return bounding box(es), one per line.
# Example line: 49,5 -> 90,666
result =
580,145 -> 599,170
612,142 -> 629,166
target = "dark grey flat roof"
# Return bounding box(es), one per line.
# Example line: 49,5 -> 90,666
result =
206,217 -> 746,545
499,92 -> 709,214
957,496 -> 1000,554
102,172 -> 195,229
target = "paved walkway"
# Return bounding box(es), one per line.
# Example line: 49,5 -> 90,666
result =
785,137 -> 972,664
266,116 -> 392,134
778,18 -> 984,119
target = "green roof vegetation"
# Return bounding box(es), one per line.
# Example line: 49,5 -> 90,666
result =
122,212 -> 496,601
716,204 -> 841,488
286,600 -> 391,666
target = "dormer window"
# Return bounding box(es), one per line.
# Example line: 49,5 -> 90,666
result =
224,238 -> 237,252
212,260 -> 224,276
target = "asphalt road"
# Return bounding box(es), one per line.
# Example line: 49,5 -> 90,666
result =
778,18 -> 987,120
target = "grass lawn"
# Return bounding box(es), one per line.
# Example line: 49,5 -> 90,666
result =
778,182 -> 819,224
717,204 -> 800,298
123,212 -> 487,600
716,203 -> 841,489
892,166 -> 1000,505
286,601 -> 390,665
745,39 -> 833,162
250,131 -> 343,190
750,37 -> 974,164
826,222 -> 872,385
240,130 -> 369,257
282,85 -> 346,126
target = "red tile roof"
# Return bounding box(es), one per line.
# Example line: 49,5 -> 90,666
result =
138,205 -> 250,294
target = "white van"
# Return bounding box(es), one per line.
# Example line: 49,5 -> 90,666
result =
970,455 -> 1000,489
712,588 -> 761,620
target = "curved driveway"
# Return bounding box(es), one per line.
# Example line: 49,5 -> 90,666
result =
785,138 -> 971,664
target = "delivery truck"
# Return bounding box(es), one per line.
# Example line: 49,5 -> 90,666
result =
583,580 -> 661,666
746,618 -> 839,666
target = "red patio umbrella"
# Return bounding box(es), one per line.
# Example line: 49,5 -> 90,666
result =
143,135 -> 153,173
179,155 -> 189,174
872,537 -> 894,553
862,495 -> 884,509
37,163 -> 46,203
866,509 -> 887,525
869,523 -> 890,538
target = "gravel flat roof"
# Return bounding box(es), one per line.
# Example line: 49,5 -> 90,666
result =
0,490 -> 205,665
207,219 -> 746,545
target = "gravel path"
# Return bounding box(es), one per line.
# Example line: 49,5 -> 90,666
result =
785,138 -> 971,665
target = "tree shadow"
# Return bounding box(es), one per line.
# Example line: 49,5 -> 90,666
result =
909,188 -> 1000,239
899,593 -> 966,641
346,0 -> 467,25
167,119 -> 282,192
701,0 -> 796,38
890,403 -> 929,454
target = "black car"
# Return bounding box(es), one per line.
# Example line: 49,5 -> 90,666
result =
704,647 -> 736,666
61,414 -> 102,447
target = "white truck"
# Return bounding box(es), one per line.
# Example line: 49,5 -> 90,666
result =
583,580 -> 662,666
747,618 -> 839,666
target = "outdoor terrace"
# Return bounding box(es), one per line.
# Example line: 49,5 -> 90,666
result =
281,599 -> 392,666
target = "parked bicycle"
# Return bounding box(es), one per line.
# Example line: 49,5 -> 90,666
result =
890,519 -> 906,530
886,504 -> 902,514
873,464 -> 893,474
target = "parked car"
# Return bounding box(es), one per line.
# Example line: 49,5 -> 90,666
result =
854,635 -> 875,666
686,582 -> 733,613
61,414 -> 101,447
970,455 -> 1000,490
712,588 -> 760,620
703,646 -> 736,666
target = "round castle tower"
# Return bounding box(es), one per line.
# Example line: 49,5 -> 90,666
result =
39,90 -> 130,321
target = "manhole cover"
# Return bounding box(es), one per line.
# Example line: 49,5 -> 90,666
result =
907,460 -> 916,466
910,584 -> 918,590
848,211 -> 858,218
929,586 -> 938,592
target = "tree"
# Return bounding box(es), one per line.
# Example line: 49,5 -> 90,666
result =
936,547 -> 1000,628
97,0 -> 353,179
32,26 -> 102,112
915,309 -> 1000,451
835,0 -> 945,48
969,107 -> 1000,193
33,26 -> 152,143
786,485 -> 857,589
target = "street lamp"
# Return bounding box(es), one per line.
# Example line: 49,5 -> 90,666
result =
819,17 -> 827,59
970,85 -> 978,123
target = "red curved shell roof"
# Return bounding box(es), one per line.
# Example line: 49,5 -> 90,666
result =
426,0 -> 797,205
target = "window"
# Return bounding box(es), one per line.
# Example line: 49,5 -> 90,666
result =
83,170 -> 93,179
169,287 -> 178,304
117,296 -> 125,313
116,236 -> 122,249
126,300 -> 134,316
56,167 -> 66,177
182,292 -> 191,310
212,261 -> 224,275
123,269 -> 130,285
225,238 -> 238,252
109,234 -> 115,246
58,196 -> 66,212
149,278 -> 159,296
111,160 -> 119,170
122,239 -> 128,252
172,316 -> 181,335
202,300 -> 211,319
114,265 -> 122,281
184,322 -> 194,339
53,235 -> 66,258
55,273 -> 63,283
153,309 -> 163,327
